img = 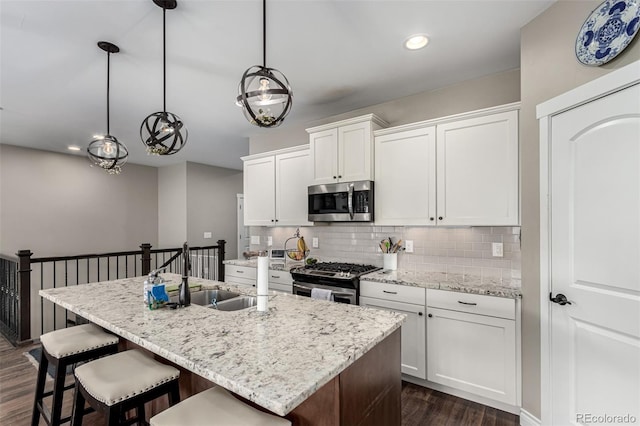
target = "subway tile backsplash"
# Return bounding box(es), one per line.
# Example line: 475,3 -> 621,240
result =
248,225 -> 521,287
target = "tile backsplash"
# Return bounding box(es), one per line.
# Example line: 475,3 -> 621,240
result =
248,225 -> 521,287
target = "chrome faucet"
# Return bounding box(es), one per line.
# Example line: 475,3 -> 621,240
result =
179,242 -> 191,307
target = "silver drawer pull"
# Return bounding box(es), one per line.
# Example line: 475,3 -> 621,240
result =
458,301 -> 477,306
271,275 -> 280,279
383,290 -> 398,294
236,270 -> 244,273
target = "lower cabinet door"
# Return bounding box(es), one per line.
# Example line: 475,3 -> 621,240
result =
426,307 -> 516,404
360,296 -> 426,379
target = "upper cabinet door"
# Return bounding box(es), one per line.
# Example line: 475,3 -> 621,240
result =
375,126 -> 436,225
243,156 -> 276,226
338,121 -> 373,182
436,110 -> 519,226
310,129 -> 338,184
275,150 -> 313,226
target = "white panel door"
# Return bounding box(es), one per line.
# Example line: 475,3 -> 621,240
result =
359,296 -> 426,379
339,121 -> 373,182
436,111 -> 519,226
550,83 -> 640,424
426,307 -> 517,405
275,150 -> 312,226
243,156 -> 275,226
375,127 -> 436,225
309,129 -> 338,184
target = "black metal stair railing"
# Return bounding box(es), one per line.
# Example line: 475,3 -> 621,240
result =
0,240 -> 225,346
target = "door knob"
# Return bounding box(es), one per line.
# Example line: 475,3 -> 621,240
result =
549,292 -> 572,305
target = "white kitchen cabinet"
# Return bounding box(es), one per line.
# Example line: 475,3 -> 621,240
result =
242,146 -> 312,227
225,265 -> 256,288
372,104 -> 519,226
374,126 -> 436,225
307,114 -> 387,185
426,289 -> 518,405
360,281 -> 426,379
268,270 -> 292,294
436,110 -> 519,226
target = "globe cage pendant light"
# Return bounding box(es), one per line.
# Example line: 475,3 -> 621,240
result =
236,0 -> 293,128
87,41 -> 129,175
140,0 -> 187,155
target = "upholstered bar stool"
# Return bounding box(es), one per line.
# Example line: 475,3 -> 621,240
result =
150,386 -> 291,426
71,349 -> 180,426
31,323 -> 119,426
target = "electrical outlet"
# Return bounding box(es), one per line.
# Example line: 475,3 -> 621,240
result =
267,236 -> 273,247
492,243 -> 504,257
203,231 -> 212,239
312,237 -> 319,248
250,235 -> 260,245
405,240 -> 414,253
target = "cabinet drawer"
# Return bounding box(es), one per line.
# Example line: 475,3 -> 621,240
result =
427,289 -> 515,320
225,265 -> 257,280
360,281 -> 425,305
268,271 -> 292,285
226,276 -> 256,288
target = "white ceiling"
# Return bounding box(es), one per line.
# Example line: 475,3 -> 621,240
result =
1,0 -> 553,171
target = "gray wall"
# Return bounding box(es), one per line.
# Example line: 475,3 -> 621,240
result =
0,144 -> 158,257
250,68 -> 521,154
186,162 -> 243,258
158,163 -> 187,248
520,1 -> 640,419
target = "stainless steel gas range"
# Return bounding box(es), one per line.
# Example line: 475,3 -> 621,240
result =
290,262 -> 381,305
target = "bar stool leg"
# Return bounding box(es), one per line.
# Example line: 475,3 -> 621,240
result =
50,360 -> 68,425
168,383 -> 180,406
31,353 -> 49,426
72,381 -> 86,426
136,404 -> 146,425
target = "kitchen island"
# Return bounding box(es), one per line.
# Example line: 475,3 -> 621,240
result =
39,273 -> 405,425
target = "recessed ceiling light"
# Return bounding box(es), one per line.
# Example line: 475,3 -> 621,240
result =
404,34 -> 429,50
68,146 -> 81,151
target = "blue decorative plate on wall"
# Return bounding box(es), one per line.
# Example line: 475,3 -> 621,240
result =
576,0 -> 640,66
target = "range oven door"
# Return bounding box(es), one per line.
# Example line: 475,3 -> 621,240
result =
293,281 -> 357,305
308,181 -> 374,222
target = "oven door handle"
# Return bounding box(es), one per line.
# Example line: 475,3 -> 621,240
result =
293,283 -> 354,297
348,183 -> 354,220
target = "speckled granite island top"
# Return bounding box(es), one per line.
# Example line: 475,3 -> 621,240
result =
39,273 -> 404,416
361,270 -> 522,299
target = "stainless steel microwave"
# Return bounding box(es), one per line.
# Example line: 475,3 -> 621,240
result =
308,181 -> 374,222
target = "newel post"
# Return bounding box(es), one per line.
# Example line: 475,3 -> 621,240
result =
140,243 -> 152,276
17,250 -> 32,343
217,240 -> 226,282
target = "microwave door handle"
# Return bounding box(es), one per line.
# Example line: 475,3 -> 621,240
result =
348,184 -> 354,220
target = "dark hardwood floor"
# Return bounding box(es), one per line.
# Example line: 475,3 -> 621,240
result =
0,335 -> 519,426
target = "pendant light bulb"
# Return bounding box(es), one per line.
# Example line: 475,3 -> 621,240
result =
258,78 -> 273,103
87,41 -> 128,175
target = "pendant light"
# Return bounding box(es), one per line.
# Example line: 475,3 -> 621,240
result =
140,0 -> 187,155
87,41 -> 129,175
237,0 -> 292,128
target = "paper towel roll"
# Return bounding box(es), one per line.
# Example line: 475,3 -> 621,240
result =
257,253 -> 269,311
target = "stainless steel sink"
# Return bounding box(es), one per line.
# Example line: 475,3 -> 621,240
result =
171,289 -> 240,306
213,296 -> 257,311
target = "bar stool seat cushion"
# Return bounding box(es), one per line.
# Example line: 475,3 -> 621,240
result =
40,323 -> 119,359
75,349 -> 179,406
150,386 -> 290,426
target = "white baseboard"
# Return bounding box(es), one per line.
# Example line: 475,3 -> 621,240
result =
520,409 -> 541,426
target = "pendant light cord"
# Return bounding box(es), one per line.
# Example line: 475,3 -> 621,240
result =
106,51 -> 111,134
263,0 -> 266,68
163,6 -> 167,114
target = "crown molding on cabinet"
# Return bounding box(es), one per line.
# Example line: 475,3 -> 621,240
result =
373,102 -> 521,137
305,113 -> 389,134
241,144 -> 309,162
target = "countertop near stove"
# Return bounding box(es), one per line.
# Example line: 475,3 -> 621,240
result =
223,258 -> 298,271
39,273 -> 404,417
361,270 -> 521,299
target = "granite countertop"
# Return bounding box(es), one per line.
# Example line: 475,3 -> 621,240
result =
223,259 -> 296,271
39,273 -> 404,416
361,270 -> 522,299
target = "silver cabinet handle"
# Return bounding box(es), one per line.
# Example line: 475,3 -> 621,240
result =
458,301 -> 477,306
236,270 -> 244,274
383,290 -> 398,294
271,275 -> 280,279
